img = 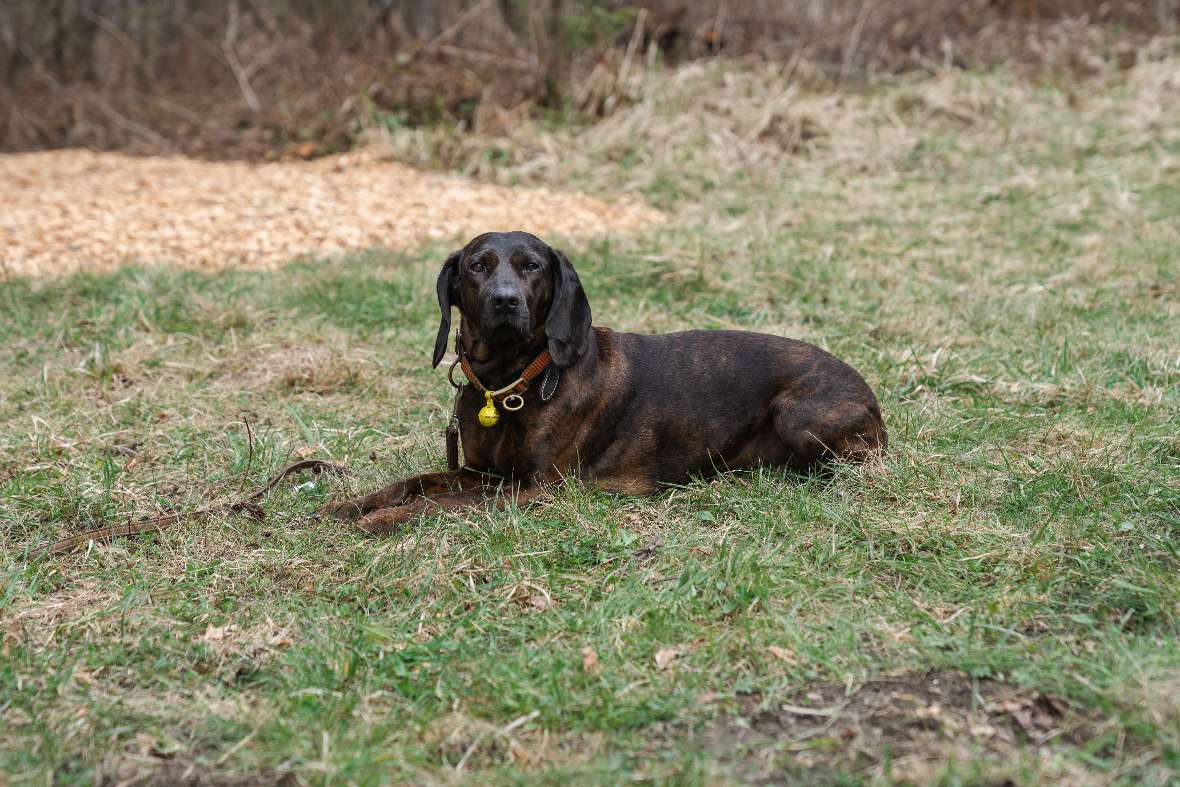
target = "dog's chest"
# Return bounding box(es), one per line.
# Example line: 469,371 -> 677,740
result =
458,394 -> 551,476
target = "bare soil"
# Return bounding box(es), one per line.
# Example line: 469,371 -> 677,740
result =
704,670 -> 1100,783
0,148 -> 662,278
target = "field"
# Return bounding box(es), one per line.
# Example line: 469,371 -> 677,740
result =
3,50 -> 1180,784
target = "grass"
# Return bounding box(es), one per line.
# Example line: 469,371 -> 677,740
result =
3,49 -> 1180,785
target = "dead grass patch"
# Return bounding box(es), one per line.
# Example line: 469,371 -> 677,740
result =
196,616 -> 297,670
1136,670 -> 1180,728
3,579 -> 120,651
705,670 -> 1105,783
424,711 -> 604,773
375,40 -> 1180,280
274,350 -> 366,396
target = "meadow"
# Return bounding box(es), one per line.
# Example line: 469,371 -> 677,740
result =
2,51 -> 1179,784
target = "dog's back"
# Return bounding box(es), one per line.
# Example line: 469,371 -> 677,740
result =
573,328 -> 885,486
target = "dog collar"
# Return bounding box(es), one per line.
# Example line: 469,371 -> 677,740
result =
451,339 -> 552,427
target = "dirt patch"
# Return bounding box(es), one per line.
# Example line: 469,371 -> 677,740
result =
705,670 -> 1099,783
105,757 -> 295,787
0,149 -> 662,278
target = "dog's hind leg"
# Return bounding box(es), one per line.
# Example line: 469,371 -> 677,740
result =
353,485 -> 545,536
321,467 -> 490,523
770,393 -> 886,471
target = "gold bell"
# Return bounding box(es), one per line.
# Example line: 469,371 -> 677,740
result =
478,391 -> 499,427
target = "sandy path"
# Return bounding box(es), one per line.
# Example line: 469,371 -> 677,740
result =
0,149 -> 661,277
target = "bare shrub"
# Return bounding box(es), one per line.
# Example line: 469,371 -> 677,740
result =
0,1 -> 1175,157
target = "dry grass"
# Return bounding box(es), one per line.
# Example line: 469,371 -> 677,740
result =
377,34 -> 1180,218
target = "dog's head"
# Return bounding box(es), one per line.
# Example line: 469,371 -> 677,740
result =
432,231 -> 592,369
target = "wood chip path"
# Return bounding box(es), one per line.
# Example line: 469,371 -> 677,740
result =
1,149 -> 662,277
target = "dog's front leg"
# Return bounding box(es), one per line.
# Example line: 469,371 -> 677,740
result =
354,484 -> 545,537
321,467 -> 490,523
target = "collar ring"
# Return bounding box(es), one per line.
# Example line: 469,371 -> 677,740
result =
447,359 -> 466,389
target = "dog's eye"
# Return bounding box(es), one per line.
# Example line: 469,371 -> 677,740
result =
523,261 -> 541,273
469,261 -> 486,273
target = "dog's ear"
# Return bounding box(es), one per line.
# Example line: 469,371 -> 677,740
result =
544,248 -> 592,367
432,249 -> 462,368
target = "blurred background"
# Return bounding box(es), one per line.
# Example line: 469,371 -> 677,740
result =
3,0 -> 1176,159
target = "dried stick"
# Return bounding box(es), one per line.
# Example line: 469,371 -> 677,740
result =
34,459 -> 349,558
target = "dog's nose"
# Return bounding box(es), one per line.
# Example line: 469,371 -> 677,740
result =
491,291 -> 520,314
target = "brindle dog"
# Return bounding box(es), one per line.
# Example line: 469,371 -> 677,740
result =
325,231 -> 886,534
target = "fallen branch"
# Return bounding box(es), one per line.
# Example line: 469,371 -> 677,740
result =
34,459 -> 349,558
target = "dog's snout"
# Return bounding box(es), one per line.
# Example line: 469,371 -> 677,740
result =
491,290 -> 520,314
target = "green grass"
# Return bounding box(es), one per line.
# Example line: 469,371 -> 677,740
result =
3,57 -> 1180,785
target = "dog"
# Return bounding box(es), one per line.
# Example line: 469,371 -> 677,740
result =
325,231 -> 886,533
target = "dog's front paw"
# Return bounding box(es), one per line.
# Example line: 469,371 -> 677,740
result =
354,504 -> 424,537
316,499 -> 365,523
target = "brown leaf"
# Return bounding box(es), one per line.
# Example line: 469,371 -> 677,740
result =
288,142 -> 318,159
655,648 -> 680,670
201,623 -> 236,642
508,740 -> 533,765
766,645 -> 798,665
581,646 -> 601,675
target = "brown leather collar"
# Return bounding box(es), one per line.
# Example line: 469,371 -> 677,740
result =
458,345 -> 552,401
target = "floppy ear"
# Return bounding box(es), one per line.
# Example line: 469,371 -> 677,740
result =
544,248 -> 593,367
432,249 -> 462,368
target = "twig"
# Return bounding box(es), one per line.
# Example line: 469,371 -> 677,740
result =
18,45 -> 171,149
244,0 -> 282,38
424,43 -> 530,71
88,98 -> 172,149
213,730 -> 257,766
741,46 -> 807,143
427,0 -> 496,47
144,93 -> 203,124
711,0 -> 728,50
780,702 -> 847,717
455,710 -> 539,773
223,0 -> 261,113
618,8 -> 648,85
398,0 -> 522,72
840,0 -> 874,86
243,415 -> 256,484
79,7 -> 144,64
